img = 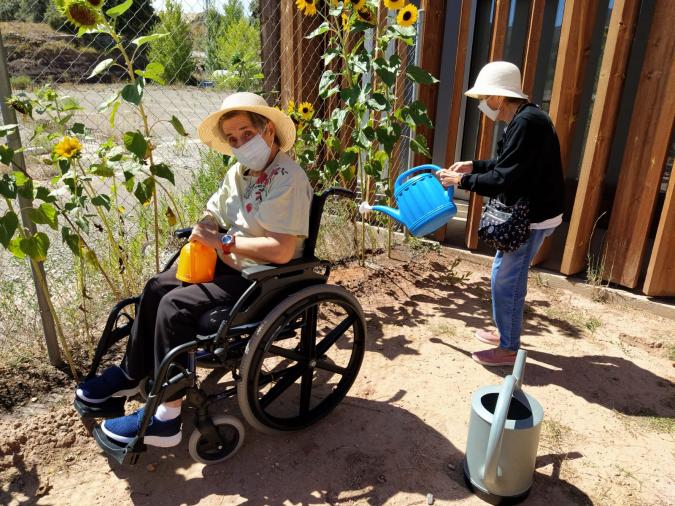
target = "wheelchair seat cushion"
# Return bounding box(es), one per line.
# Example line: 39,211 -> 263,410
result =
197,306 -> 231,335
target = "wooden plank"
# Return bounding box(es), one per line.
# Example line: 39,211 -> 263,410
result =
530,0 -> 599,265
279,0 -> 295,106
644,143 -> 675,295
260,0 -> 281,102
443,0 -> 473,167
409,1 -> 447,239
548,0 -> 599,172
604,2 -> 675,289
559,0 -> 641,275
414,0 -> 448,168
520,0 -> 545,98
465,0 -> 510,249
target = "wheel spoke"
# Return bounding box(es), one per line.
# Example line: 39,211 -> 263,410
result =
268,345 -> 305,362
299,369 -> 313,416
316,312 -> 356,356
259,363 -> 305,409
315,358 -> 347,375
258,363 -> 303,388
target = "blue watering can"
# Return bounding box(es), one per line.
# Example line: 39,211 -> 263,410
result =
360,164 -> 457,237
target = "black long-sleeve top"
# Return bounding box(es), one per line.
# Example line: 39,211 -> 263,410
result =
458,103 -> 565,224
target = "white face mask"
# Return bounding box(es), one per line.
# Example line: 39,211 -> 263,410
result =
478,99 -> 499,121
231,134 -> 271,171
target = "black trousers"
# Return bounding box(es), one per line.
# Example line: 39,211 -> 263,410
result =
121,261 -> 252,385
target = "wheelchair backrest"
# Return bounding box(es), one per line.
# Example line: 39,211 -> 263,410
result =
303,187 -> 355,258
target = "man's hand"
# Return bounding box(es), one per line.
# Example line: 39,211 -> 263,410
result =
189,222 -> 222,250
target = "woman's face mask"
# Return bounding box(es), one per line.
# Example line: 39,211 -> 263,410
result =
231,131 -> 272,171
478,98 -> 499,122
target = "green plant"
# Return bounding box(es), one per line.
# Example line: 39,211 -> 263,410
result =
298,0 -> 437,264
212,17 -> 262,92
10,75 -> 33,91
147,0 -> 195,84
444,257 -> 471,286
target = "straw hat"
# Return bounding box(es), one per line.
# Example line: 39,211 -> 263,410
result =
197,92 -> 296,155
465,61 -> 528,100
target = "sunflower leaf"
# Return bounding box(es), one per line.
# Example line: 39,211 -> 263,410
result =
169,116 -> 188,137
150,163 -> 175,185
88,58 -> 114,79
0,212 -> 19,248
106,0 -> 133,18
123,131 -> 148,160
306,21 -> 329,39
406,65 -> 439,85
132,33 -> 169,47
20,232 -> 50,262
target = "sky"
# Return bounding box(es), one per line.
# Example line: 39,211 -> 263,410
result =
151,0 -> 253,14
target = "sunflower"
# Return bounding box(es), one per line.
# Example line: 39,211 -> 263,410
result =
383,0 -> 405,9
61,0 -> 101,28
397,3 -> 418,27
295,0 -> 317,16
53,136 -> 82,159
341,12 -> 350,29
357,6 -> 376,25
299,102 -> 314,120
286,100 -> 296,114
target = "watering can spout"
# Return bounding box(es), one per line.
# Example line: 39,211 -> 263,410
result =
370,204 -> 403,223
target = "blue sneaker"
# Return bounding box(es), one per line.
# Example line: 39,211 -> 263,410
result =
101,407 -> 182,447
76,366 -> 140,404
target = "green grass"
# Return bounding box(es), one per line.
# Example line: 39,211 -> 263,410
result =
544,307 -> 603,335
10,74 -> 33,90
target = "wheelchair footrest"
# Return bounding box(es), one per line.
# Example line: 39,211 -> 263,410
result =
74,396 -> 126,419
93,425 -> 146,465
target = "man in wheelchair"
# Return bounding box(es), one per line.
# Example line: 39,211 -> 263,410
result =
75,92 -> 313,448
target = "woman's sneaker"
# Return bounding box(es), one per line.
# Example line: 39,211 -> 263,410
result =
474,329 -> 500,345
101,407 -> 182,448
75,366 -> 140,404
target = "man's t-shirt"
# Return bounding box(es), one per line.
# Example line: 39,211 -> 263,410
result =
205,151 -> 313,270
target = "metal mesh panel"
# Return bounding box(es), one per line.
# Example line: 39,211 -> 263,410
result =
0,0 -> 425,361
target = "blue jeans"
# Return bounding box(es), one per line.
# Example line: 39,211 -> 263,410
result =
491,227 -> 556,351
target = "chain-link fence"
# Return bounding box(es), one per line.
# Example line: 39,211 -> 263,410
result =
0,0 -> 429,367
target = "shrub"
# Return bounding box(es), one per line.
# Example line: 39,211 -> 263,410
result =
0,0 -> 22,21
213,17 -> 262,92
147,0 -> 195,84
10,74 -> 32,91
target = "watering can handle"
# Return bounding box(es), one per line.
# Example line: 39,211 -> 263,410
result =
481,374 -> 517,486
481,350 -> 527,485
394,164 -> 442,190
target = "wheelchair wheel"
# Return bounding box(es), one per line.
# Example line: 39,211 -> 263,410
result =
188,415 -> 245,465
238,284 -> 366,433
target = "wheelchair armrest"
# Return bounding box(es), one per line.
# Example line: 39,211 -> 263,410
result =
174,227 -> 193,239
241,257 -> 323,281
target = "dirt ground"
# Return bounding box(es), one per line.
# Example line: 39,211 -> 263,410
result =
1,249 -> 674,506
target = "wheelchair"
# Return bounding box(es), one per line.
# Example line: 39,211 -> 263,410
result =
73,188 -> 367,466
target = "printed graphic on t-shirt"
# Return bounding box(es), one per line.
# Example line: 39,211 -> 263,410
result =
243,166 -> 289,214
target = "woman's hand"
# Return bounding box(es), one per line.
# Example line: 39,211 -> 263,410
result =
449,161 -> 473,174
189,222 -> 222,250
438,169 -> 464,188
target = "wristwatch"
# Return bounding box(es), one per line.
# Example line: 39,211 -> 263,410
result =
220,233 -> 236,254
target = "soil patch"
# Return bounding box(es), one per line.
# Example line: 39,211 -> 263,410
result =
1,249 -> 674,505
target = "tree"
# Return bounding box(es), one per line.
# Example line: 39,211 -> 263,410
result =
248,0 -> 260,24
222,0 -> 244,29
205,7 -> 223,73
147,0 -> 195,84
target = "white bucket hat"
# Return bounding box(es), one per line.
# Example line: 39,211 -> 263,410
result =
465,61 -> 528,100
197,92 -> 296,155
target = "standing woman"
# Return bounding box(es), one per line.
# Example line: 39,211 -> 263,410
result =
439,61 -> 564,367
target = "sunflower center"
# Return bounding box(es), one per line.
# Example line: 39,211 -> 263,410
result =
69,4 -> 97,26
403,11 -> 412,21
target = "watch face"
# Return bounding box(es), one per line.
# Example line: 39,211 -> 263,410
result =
221,234 -> 234,246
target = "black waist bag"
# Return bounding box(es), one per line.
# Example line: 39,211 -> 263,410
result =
478,199 -> 530,252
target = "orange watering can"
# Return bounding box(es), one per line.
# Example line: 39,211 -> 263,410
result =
176,241 -> 217,284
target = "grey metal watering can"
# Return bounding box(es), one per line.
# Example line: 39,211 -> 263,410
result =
463,350 -> 543,503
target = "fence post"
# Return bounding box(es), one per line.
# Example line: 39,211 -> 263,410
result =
0,28 -> 63,367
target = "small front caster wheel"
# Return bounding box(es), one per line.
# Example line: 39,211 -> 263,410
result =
188,415 -> 245,465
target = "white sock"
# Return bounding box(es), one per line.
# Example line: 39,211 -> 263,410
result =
155,404 -> 182,421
